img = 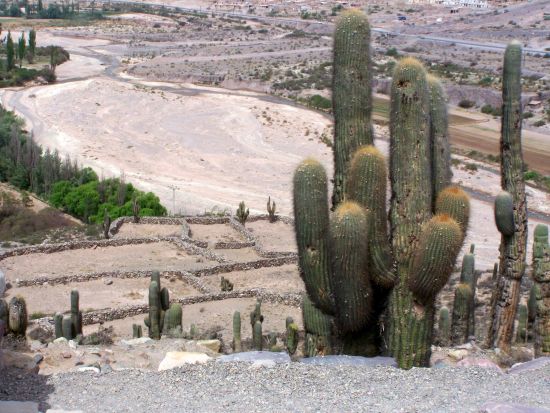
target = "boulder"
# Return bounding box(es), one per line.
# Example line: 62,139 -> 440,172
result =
217,351 -> 291,364
448,349 -> 469,361
456,357 -> 503,372
1,350 -> 39,372
158,351 -> 211,371
120,337 -> 153,347
299,355 -> 397,367
0,401 -> 39,413
508,357 -> 550,375
196,339 -> 221,353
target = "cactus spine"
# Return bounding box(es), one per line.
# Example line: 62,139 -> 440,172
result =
232,311 -> 241,352
293,11 -> 468,368
487,41 -> 528,353
531,224 -> 550,357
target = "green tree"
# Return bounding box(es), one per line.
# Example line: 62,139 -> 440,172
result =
28,29 -> 36,63
38,0 -> 43,12
17,33 -> 26,68
6,32 -> 15,71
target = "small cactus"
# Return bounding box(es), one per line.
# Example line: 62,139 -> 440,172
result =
8,296 -> 27,337
451,283 -> 472,345
266,331 -> 277,350
132,193 -> 140,223
189,323 -> 199,339
253,320 -> 263,350
62,314 -> 73,340
438,306 -> 450,346
236,201 -> 249,226
71,289 -> 82,337
164,303 -> 182,333
133,324 -> 143,338
54,312 -> 63,339
516,304 -> 528,343
286,322 -> 298,355
148,281 -> 161,340
232,311 -> 241,352
267,196 -> 277,223
250,299 -> 263,330
220,276 -> 234,292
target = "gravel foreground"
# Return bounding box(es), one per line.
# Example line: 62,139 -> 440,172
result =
1,362 -> 550,413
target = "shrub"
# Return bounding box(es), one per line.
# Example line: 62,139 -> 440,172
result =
522,111 -> 534,119
308,94 -> 331,110
386,47 -> 399,57
458,99 -> 475,109
534,120 -> 546,127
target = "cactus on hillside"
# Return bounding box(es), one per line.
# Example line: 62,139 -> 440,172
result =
236,201 -> 249,226
133,324 -> 143,339
220,276 -> 234,292
267,196 -> 277,223
293,11 -> 469,368
531,224 -> 550,357
144,271 -> 169,340
232,311 -> 241,352
487,41 -> 528,353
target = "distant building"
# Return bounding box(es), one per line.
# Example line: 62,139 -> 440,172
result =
407,0 -> 489,8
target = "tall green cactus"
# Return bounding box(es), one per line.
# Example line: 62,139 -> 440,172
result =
332,9 -> 373,206
458,245 -> 477,338
531,224 -> 550,357
54,312 -> 63,339
437,306 -> 450,346
516,304 -> 528,343
145,272 -> 168,340
487,41 -> 528,353
293,11 -> 468,368
71,289 -> 82,337
253,320 -> 263,351
232,311 -> 241,352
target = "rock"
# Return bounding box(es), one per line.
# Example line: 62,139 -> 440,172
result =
120,337 -> 153,347
510,346 -> 534,364
30,340 -> 47,351
508,357 -> 550,375
62,352 -> 72,359
46,410 -> 84,413
68,340 -> 78,349
217,351 -> 291,364
0,401 -> 39,413
196,339 -> 221,353
1,350 -> 39,372
33,353 -> 44,364
249,359 -> 276,369
27,325 -> 53,343
448,349 -> 469,361
100,363 -> 113,374
104,279 -> 113,285
299,355 -> 398,367
479,402 -> 550,413
78,366 -> 101,373
53,337 -> 68,344
456,357 -> 502,372
158,352 -> 211,371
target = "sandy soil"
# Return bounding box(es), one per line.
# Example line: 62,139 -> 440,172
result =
114,223 -> 183,238
201,264 -> 302,294
6,277 -> 200,315
246,220 -> 297,252
0,242 -> 216,281
188,223 -> 245,245
214,247 -> 262,263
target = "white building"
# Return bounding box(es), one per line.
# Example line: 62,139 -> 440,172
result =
407,0 -> 488,8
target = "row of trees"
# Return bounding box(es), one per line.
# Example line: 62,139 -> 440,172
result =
0,105 -> 167,223
4,30 -> 36,70
2,0 -> 80,19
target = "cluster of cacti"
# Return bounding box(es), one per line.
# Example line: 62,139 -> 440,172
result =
220,276 -> 234,292
450,245 -> 477,344
531,224 -> 550,357
250,299 -> 264,350
236,201 -> 249,226
285,316 -> 298,355
293,10 -> 469,368
132,323 -> 143,338
267,196 -> 277,223
0,296 -> 28,337
144,271 -> 180,339
487,41 -> 528,353
103,211 -> 111,239
54,290 -> 83,340
132,194 -> 140,223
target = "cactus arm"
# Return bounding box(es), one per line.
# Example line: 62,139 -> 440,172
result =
450,283 -> 472,345
332,9 -> 374,207
293,159 -> 334,314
